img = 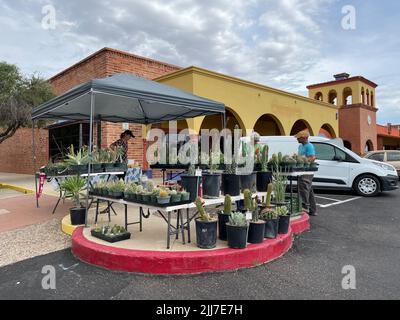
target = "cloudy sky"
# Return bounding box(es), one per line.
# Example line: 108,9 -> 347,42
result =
1,0 -> 399,124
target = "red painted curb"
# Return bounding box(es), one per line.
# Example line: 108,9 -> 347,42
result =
71,214 -> 310,275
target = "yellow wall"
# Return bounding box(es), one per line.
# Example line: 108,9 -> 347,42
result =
156,67 -> 339,138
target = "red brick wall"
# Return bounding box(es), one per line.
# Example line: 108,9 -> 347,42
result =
339,104 -> 377,154
0,128 -> 48,174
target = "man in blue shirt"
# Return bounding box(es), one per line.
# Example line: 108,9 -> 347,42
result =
295,130 -> 317,216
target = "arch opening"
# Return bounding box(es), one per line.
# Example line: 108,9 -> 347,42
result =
343,87 -> 353,105
253,114 -> 285,136
290,119 -> 314,136
328,90 -> 338,105
319,124 -> 336,139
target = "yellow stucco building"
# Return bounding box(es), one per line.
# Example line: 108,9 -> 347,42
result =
154,66 -> 338,139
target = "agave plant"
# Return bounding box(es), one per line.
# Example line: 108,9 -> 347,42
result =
65,145 -> 89,166
61,176 -> 87,207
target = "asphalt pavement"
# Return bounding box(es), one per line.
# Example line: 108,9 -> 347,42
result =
0,187 -> 399,300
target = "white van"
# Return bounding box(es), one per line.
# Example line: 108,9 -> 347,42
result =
244,136 -> 399,197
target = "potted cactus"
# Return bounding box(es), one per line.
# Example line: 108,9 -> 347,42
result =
157,189 -> 171,205
218,195 -> 233,241
244,190 -> 266,244
226,211 -> 249,249
61,176 -> 87,225
180,164 -> 200,202
195,197 -> 218,249
151,188 -> 160,203
256,145 -> 272,192
271,170 -> 289,207
260,208 -> 279,239
277,206 -> 290,234
202,151 -> 222,199
124,183 -> 137,201
65,145 -> 89,174
108,180 -> 125,199
180,190 -> 190,202
135,185 -> 144,201
91,224 -> 131,243
170,189 -> 182,203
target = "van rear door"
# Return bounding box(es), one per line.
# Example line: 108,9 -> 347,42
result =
313,142 -> 351,188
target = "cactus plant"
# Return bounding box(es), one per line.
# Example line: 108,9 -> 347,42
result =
223,194 -> 232,215
243,189 -> 253,212
260,145 -> 269,172
195,197 -> 213,221
265,183 -> 273,207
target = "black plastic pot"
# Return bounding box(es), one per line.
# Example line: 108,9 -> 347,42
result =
180,175 -> 200,202
102,163 -> 115,172
221,174 -> 240,196
278,215 -> 291,234
202,173 -> 221,198
256,171 -> 273,192
71,164 -> 88,174
264,218 -> 279,239
92,164 -> 103,173
218,212 -> 231,241
248,221 -> 266,244
226,224 -> 249,249
195,219 -> 218,249
70,207 -> 86,225
239,172 -> 257,192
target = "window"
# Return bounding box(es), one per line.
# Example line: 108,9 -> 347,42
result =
314,143 -> 350,161
368,153 -> 384,162
315,143 -> 336,160
387,152 -> 400,162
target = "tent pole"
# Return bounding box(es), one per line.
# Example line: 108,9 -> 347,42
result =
32,120 -> 39,208
85,91 -> 95,227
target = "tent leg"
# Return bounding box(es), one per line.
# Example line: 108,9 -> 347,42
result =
85,91 -> 95,227
32,120 -> 39,208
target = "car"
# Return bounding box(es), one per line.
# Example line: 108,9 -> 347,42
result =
241,136 -> 399,197
364,150 -> 400,177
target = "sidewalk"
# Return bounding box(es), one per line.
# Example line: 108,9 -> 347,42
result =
0,172 -> 59,197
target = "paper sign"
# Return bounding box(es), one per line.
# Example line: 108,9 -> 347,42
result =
195,169 -> 202,177
245,211 -> 252,220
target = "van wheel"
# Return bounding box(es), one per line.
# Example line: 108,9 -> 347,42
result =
354,175 -> 380,197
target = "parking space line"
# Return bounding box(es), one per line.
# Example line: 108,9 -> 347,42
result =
315,195 -> 341,202
318,197 -> 361,208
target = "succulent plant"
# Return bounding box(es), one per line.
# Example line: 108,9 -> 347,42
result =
276,206 -> 289,217
159,189 -> 169,198
228,212 -> 248,227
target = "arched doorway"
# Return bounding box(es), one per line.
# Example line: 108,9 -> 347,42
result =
290,119 -> 314,136
344,140 -> 352,150
200,108 -> 245,133
365,140 -> 374,153
318,123 -> 336,139
253,114 -> 285,136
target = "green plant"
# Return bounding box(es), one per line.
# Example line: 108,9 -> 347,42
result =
61,176 -> 87,207
136,185 -> 144,194
146,180 -> 154,193
210,151 -> 221,173
195,197 -> 213,221
261,208 -> 278,220
259,145 -> 269,172
276,206 -> 289,217
223,194 -> 232,215
107,180 -> 126,193
272,169 -> 287,203
264,183 -> 273,207
228,212 -> 248,227
188,163 -> 196,176
65,145 -> 89,166
125,183 -> 138,194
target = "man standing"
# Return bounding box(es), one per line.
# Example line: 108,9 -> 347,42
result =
295,130 -> 317,216
110,130 -> 135,164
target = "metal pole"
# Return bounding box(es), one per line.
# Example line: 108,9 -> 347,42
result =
85,91 -> 95,227
32,120 -> 39,208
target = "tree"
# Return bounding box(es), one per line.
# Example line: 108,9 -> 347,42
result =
0,62 -> 54,144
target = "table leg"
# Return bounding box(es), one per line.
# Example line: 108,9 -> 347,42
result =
175,210 -> 180,240
52,188 -> 62,214
186,208 -> 191,243
167,211 -> 171,249
180,209 -> 186,244
125,204 -> 128,230
290,177 -> 293,215
140,207 -> 143,232
95,199 -> 99,224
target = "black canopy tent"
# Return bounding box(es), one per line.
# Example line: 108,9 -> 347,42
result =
31,73 -> 226,225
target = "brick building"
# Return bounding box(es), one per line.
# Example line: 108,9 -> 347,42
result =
0,48 -> 181,174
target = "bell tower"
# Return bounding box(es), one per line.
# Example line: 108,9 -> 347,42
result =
307,73 -> 378,154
